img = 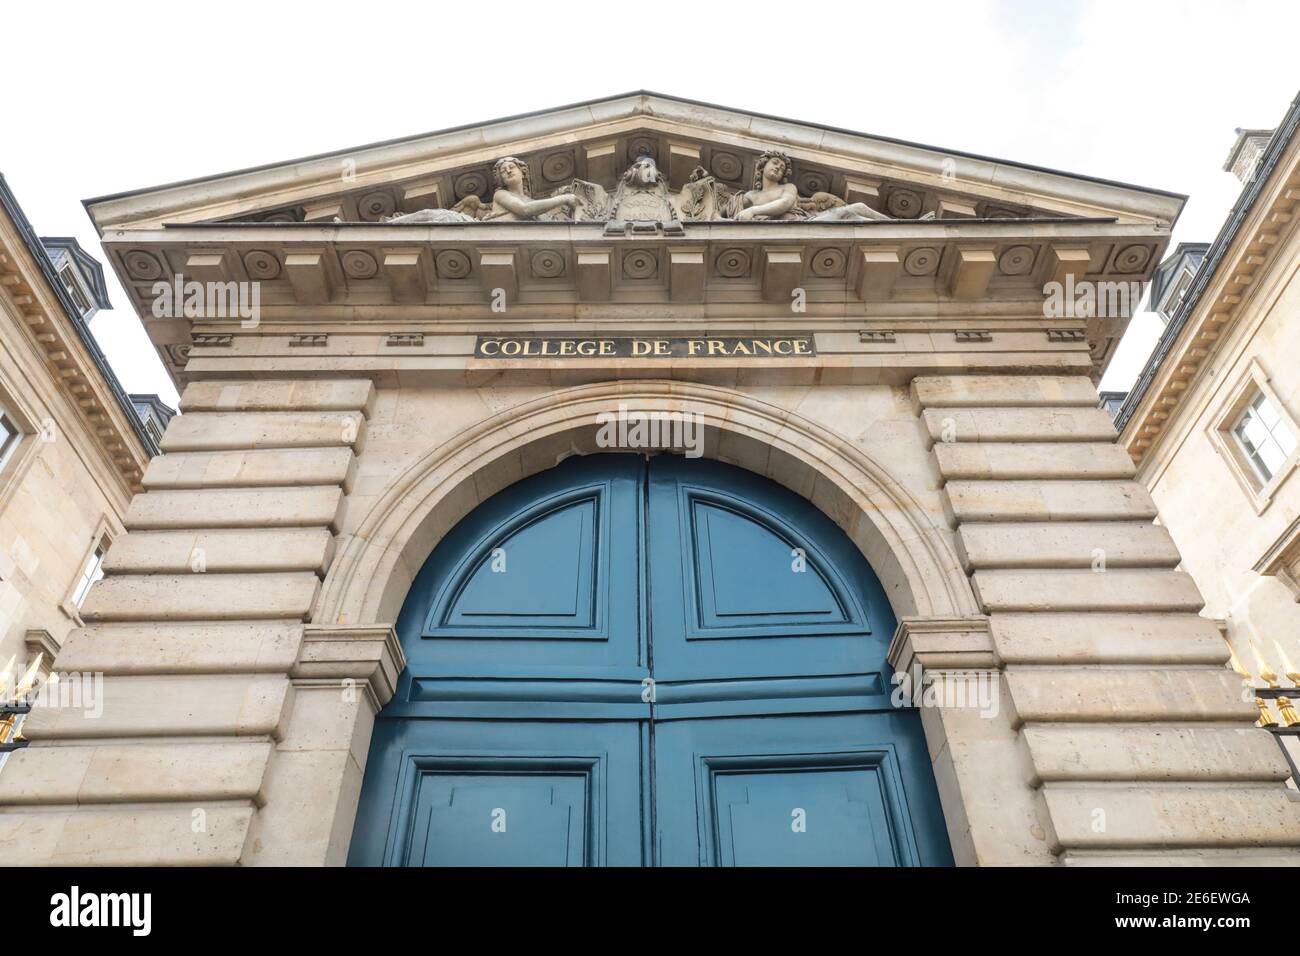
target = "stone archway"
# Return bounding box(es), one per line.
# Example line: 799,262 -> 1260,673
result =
317,380 -> 978,631
298,379 -> 1009,866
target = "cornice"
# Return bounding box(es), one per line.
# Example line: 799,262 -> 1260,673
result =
84,93 -> 1184,233
1120,114 -> 1300,467
103,218 -> 1169,386
0,214 -> 150,494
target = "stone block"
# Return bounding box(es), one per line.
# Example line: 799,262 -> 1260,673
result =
973,569 -> 1203,612
0,806 -> 254,866
0,741 -> 274,804
957,521 -> 1180,569
922,407 -> 1117,444
55,622 -> 304,675
1063,849 -> 1300,866
103,528 -> 335,575
125,486 -> 344,531
1005,667 -> 1256,722
988,612 -> 1228,665
912,375 -> 1100,408
180,379 -> 375,414
161,411 -> 366,453
1043,784 -> 1300,849
935,442 -> 1136,480
144,447 -> 356,491
1023,724 -> 1290,782
21,674 -> 291,739
80,572 -> 320,622
946,480 -> 1158,522
240,748 -> 357,866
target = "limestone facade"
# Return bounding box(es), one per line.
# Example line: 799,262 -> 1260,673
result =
3,93 -> 1297,865
0,178 -> 155,685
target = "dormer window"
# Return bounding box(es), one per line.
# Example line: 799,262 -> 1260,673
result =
58,265 -> 91,317
1167,271 -> 1192,315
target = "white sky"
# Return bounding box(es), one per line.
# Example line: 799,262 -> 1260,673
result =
3,0 -> 1297,407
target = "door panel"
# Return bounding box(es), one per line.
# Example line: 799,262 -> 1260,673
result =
350,719 -> 648,867
349,455 -> 652,867
653,713 -> 951,867
411,774 -> 586,867
444,496 -> 600,629
647,456 -> 894,698
401,453 -> 646,681
690,499 -> 847,626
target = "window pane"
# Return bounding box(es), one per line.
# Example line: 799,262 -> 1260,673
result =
58,267 -> 90,315
1255,393 -> 1281,428
1277,422 -> 1298,457
1258,438 -> 1288,477
71,544 -> 106,608
1231,389 -> 1298,485
1239,413 -> 1268,451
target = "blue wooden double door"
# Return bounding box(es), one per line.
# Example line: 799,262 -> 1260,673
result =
349,454 -> 952,866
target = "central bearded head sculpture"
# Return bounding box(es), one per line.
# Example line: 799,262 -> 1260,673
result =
623,152 -> 665,188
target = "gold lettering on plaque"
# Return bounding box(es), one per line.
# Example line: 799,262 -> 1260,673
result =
474,336 -> 817,359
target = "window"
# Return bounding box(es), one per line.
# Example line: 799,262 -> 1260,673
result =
0,397 -> 33,515
1233,391 -> 1298,482
58,266 -> 91,317
0,410 -> 19,471
1209,359 -> 1300,513
1168,271 -> 1192,313
60,519 -> 115,621
70,541 -> 106,608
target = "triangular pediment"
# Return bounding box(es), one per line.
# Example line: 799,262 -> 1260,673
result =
86,93 -> 1186,389
85,92 -> 1182,231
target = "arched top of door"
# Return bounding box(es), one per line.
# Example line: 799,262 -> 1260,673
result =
317,381 -> 978,628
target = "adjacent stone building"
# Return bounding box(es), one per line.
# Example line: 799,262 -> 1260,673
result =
1117,92 -> 1300,743
0,175 -> 158,689
3,93 -> 1298,866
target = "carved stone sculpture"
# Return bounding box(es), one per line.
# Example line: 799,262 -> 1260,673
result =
608,153 -> 678,222
545,153 -> 686,225
387,156 -> 579,223
381,207 -> 476,224
735,150 -> 929,222
385,147 -> 935,224
733,150 -> 804,221
548,178 -> 610,221
479,156 -> 580,221
676,167 -> 739,221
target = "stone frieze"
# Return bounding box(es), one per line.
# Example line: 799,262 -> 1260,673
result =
383,150 -> 935,226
